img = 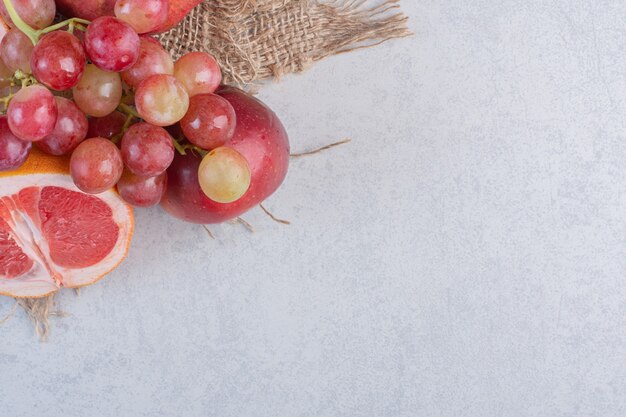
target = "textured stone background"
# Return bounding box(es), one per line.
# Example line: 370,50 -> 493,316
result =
2,1 -> 626,416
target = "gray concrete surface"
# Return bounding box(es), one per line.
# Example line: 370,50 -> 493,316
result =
2,1 -> 626,416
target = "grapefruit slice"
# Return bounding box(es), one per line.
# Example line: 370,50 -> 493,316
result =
0,149 -> 133,298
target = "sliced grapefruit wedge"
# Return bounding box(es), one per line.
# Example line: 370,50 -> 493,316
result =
0,149 -> 133,298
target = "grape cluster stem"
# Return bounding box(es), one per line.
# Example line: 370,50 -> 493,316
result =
0,71 -> 38,113
0,90 -> 13,111
13,70 -> 36,88
117,103 -> 141,119
110,103 -> 142,144
1,0 -> 90,45
171,137 -> 208,157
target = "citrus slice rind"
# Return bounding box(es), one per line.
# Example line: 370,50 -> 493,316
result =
0,153 -> 133,298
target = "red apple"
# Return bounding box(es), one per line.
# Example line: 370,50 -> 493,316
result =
161,86 -> 290,224
151,0 -> 203,33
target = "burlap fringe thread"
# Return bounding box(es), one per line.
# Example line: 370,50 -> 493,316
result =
158,0 -> 412,85
2,295 -> 66,341
9,0 -> 409,339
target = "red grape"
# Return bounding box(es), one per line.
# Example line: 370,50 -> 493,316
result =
174,52 -> 221,97
121,36 -> 173,88
36,97 -> 88,155
114,0 -> 169,34
0,29 -> 33,73
7,85 -> 57,142
160,153 -> 212,223
120,122 -> 174,177
70,137 -> 123,194
135,74 -> 189,126
87,111 -> 127,139
31,31 -> 86,91
73,64 -> 123,117
0,0 -> 56,30
84,16 -> 140,72
0,115 -> 30,171
180,93 -> 236,150
55,0 -> 116,21
117,169 -> 167,207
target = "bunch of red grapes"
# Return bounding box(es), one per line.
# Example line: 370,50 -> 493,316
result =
0,0 -> 251,208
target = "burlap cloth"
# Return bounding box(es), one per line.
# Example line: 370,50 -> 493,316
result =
157,0 -> 411,85
7,0 -> 410,339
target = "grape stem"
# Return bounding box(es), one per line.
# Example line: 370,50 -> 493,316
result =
0,0 -> 90,45
193,147 -> 209,157
13,69 -> 36,88
118,103 -> 141,119
171,136 -> 209,157
171,137 -> 187,155
0,71 -> 36,113
69,23 -> 88,33
40,18 -> 90,36
111,113 -> 135,144
112,104 -> 142,144
0,89 -> 14,112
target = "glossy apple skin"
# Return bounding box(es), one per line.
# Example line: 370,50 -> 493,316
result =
161,86 -> 290,224
150,0 -> 203,33
55,0 -> 116,20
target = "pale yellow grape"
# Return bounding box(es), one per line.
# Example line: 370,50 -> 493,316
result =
135,74 -> 189,126
197,147 -> 251,204
72,65 -> 123,117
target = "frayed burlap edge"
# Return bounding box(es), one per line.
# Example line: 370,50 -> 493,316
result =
158,0 -> 412,85
2,294 -> 67,341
